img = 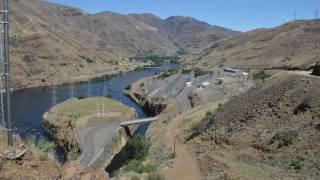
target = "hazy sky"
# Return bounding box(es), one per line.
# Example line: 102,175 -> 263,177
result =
47,0 -> 320,31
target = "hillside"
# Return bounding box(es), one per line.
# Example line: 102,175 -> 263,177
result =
190,72 -> 320,178
7,0 -> 237,89
190,19 -> 320,70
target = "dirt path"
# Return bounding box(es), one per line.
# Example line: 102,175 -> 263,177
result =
161,108 -> 202,180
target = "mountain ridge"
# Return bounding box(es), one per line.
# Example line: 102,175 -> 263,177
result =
9,0 -> 237,88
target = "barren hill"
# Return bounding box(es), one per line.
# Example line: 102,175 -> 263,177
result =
190,19 -> 320,70
8,0 -> 237,89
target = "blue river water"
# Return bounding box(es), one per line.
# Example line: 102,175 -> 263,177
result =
10,65 -> 174,139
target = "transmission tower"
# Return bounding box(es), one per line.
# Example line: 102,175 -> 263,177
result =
51,82 -> 57,108
0,0 -> 12,146
87,80 -> 92,97
96,103 -> 105,118
294,10 -> 297,21
315,9 -> 319,19
0,22 -> 5,127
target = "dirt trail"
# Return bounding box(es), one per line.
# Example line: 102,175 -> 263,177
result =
161,107 -> 203,180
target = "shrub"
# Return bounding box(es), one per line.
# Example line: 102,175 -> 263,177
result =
38,138 -> 55,153
289,157 -> 304,170
270,131 -> 295,148
253,70 -> 271,81
127,135 -> 151,161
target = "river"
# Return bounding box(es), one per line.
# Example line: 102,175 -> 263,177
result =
10,64 -> 175,139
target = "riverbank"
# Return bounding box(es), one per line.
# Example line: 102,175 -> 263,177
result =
42,97 -> 137,166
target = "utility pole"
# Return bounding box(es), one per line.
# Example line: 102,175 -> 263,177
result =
294,10 -> 297,21
2,0 -> 12,146
315,9 -> 319,19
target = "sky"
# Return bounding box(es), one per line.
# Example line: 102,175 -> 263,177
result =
47,0 -> 320,32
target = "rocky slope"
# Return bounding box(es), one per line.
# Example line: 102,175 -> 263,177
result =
194,72 -> 320,178
7,0 -> 237,89
190,19 -> 320,70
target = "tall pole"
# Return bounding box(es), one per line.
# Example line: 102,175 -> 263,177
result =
3,0 -> 12,146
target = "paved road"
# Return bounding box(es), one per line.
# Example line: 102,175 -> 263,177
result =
77,123 -> 119,167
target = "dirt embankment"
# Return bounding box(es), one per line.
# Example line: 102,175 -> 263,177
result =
43,117 -> 81,160
125,77 -> 167,116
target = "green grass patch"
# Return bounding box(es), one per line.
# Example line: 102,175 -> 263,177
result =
123,160 -> 156,174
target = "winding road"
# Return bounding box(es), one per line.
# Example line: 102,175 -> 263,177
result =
77,123 -> 119,167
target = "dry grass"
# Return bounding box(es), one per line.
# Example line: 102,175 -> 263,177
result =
44,97 -> 135,127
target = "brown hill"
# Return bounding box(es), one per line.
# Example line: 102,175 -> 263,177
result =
130,14 -> 240,51
190,20 -> 320,70
8,0 -> 237,89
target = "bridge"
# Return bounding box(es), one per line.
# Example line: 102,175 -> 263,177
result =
120,117 -> 159,126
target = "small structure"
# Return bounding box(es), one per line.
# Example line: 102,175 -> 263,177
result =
224,68 -> 241,75
199,81 -> 211,89
242,72 -> 249,76
186,82 -> 192,87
